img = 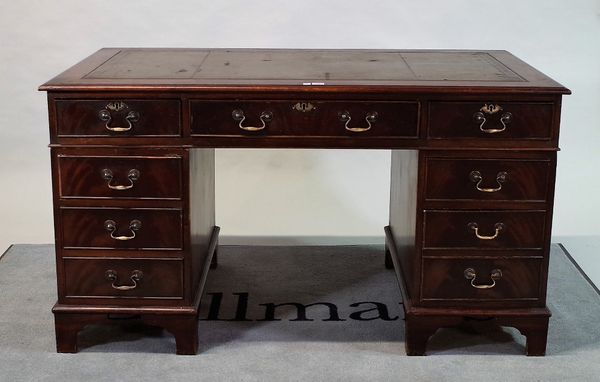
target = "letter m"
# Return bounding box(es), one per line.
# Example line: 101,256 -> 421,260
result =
259,302 -> 345,321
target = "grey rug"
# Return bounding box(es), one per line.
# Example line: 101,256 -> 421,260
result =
0,244 -> 599,382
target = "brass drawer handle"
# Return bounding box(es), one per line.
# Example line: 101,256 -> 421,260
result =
101,168 -> 140,190
472,103 -> 512,134
104,219 -> 142,241
232,109 -> 273,131
339,111 -> 378,132
464,268 -> 502,289
469,171 -> 507,193
467,222 -> 505,240
98,109 -> 140,132
105,269 -> 143,291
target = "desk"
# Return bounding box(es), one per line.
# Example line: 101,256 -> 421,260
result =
39,48 -> 570,355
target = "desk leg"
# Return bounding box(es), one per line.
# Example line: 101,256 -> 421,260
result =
54,313 -> 102,353
403,313 -> 550,356
497,315 -> 549,356
404,314 -> 464,356
53,310 -> 201,355
143,314 -> 199,355
384,243 -> 394,269
210,243 -> 218,269
404,315 -> 436,356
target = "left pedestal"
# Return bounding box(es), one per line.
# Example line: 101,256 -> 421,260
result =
50,147 -> 216,354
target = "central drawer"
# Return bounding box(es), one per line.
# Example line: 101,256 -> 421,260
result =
60,207 -> 183,250
190,100 -> 419,137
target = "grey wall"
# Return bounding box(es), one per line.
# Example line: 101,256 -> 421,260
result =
0,0 -> 598,251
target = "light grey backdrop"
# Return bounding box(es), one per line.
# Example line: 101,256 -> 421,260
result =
1,0 -> 598,252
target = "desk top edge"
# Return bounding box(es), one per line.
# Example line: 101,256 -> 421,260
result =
39,48 -> 571,94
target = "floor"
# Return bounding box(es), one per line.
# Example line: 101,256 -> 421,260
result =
555,236 -> 600,290
0,243 -> 599,381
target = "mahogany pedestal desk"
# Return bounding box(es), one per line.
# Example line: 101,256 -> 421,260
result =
39,48 -> 570,356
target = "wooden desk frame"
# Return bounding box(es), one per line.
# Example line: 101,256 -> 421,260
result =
40,48 -> 570,355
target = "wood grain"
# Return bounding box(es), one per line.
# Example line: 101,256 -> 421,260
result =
57,155 -> 183,200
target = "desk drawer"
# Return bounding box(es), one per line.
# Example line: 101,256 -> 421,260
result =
190,100 -> 419,137
63,257 -> 183,299
424,157 -> 551,202
428,101 -> 553,140
58,155 -> 183,200
60,207 -> 183,250
423,210 -> 546,249
421,257 -> 542,302
55,99 -> 181,137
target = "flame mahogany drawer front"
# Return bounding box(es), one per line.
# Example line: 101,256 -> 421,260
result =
190,100 -> 419,137
428,102 -> 554,140
424,157 -> 552,202
420,257 -> 543,302
57,155 -> 183,200
55,99 -> 181,137
63,257 -> 184,299
422,210 -> 547,250
60,207 -> 183,250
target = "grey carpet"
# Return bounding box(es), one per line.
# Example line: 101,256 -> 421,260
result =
0,244 -> 599,382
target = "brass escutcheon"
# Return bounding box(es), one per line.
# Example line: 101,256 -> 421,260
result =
292,102 -> 316,113
105,101 -> 128,112
480,103 -> 502,114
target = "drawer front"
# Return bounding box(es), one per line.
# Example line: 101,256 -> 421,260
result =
58,155 -> 183,200
421,257 -> 542,301
60,208 -> 183,250
423,210 -> 546,249
190,100 -> 419,137
55,99 -> 181,137
428,102 -> 553,139
63,258 -> 183,299
424,158 -> 551,202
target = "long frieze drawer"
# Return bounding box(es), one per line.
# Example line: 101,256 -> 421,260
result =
63,257 -> 183,299
424,157 -> 552,202
55,99 -> 181,137
57,155 -> 183,200
60,207 -> 183,250
422,210 -> 546,249
420,257 -> 542,302
190,100 -> 419,137
428,101 -> 554,139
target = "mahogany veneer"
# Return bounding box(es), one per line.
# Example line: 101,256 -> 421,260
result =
57,155 -> 183,200
428,101 -> 555,140
190,100 -> 420,138
40,48 -> 569,355
55,99 -> 181,137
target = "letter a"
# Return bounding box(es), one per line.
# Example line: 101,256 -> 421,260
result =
348,301 -> 399,321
